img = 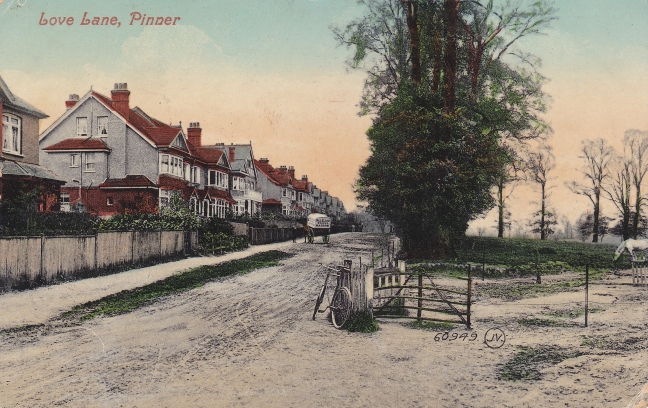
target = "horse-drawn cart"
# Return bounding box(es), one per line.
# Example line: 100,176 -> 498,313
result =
306,213 -> 331,244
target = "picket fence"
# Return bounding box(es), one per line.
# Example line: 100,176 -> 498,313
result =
0,230 -> 198,287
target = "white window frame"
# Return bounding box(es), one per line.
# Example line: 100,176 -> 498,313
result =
77,117 -> 88,136
159,154 -> 183,177
193,167 -> 200,184
208,170 -> 228,188
107,196 -> 114,206
97,116 -> 108,135
2,114 -> 21,155
217,199 -> 227,219
70,154 -> 79,168
84,152 -> 96,172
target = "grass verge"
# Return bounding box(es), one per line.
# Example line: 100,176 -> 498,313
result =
498,345 -> 584,381
345,311 -> 380,333
61,250 -> 292,323
407,320 -> 456,331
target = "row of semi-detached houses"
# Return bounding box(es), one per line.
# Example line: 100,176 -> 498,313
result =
0,78 -> 346,220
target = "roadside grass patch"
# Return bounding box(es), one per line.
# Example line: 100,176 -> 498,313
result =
498,345 -> 584,381
345,311 -> 380,333
407,320 -> 456,331
477,277 -> 603,301
61,250 -> 292,323
0,323 -> 44,336
581,335 -> 648,352
544,306 -> 604,319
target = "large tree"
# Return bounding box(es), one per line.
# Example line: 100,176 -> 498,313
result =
526,144 -> 555,240
567,139 -> 614,243
338,0 -> 555,257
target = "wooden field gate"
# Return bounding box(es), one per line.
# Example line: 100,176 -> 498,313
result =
632,260 -> 647,286
367,261 -> 472,329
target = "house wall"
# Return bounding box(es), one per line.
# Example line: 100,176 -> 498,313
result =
125,127 -> 157,182
62,186 -> 158,216
3,105 -> 40,165
43,151 -> 109,188
256,171 -> 282,201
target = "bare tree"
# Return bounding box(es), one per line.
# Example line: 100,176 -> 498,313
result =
494,160 -> 525,237
527,145 -> 555,240
625,130 -> 648,239
605,153 -> 633,240
567,139 -> 614,243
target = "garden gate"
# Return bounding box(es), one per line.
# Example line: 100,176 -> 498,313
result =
368,261 -> 472,329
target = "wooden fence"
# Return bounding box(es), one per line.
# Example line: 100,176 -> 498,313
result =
632,261 -> 647,286
0,230 -> 198,289
248,227 -> 294,245
346,260 -> 472,329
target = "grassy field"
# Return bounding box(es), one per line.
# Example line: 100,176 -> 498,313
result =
452,236 -> 626,272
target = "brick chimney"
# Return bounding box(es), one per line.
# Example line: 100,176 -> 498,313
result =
187,122 -> 202,147
301,175 -> 308,182
65,94 -> 79,110
111,83 -> 130,119
257,158 -> 270,172
228,146 -> 236,163
288,166 -> 295,179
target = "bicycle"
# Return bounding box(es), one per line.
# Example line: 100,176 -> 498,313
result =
312,264 -> 353,329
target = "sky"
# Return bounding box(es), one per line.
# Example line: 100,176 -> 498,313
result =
1,0 -> 648,235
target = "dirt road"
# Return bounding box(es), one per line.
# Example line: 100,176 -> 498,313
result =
0,233 -> 646,407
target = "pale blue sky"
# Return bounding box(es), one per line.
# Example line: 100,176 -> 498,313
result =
1,0 -> 647,221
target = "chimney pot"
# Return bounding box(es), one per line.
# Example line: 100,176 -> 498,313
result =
111,83 -> 131,119
187,121 -> 202,147
65,94 -> 80,110
228,146 -> 236,163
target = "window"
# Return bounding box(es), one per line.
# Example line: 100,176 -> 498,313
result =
97,116 -> 108,135
216,199 -> 227,219
70,154 -> 79,168
298,192 -> 303,202
282,188 -> 287,197
159,154 -> 183,177
84,153 -> 95,172
107,197 -> 114,206
193,167 -> 200,184
291,190 -> 296,200
2,114 -> 21,155
77,117 -> 88,136
159,189 -> 179,208
202,199 -> 209,217
190,197 -> 198,214
208,170 -> 228,188
60,192 -> 71,212
184,164 -> 191,180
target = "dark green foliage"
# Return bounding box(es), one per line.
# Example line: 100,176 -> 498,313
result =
345,311 -> 380,333
407,320 -> 456,331
62,250 -> 292,322
498,346 -> 584,381
454,236 -> 629,271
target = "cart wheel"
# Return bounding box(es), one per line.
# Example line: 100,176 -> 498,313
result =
330,287 -> 352,329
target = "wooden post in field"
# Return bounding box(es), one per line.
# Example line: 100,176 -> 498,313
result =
467,265 -> 472,330
585,263 -> 589,327
347,259 -> 370,315
417,269 -> 423,321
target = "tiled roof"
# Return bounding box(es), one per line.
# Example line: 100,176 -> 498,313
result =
262,198 -> 282,205
92,91 -> 182,147
99,175 -> 156,188
292,179 -> 310,193
0,159 -> 64,182
254,159 -> 293,187
205,187 -> 236,204
44,138 -> 110,151
0,75 -> 48,119
194,146 -> 225,164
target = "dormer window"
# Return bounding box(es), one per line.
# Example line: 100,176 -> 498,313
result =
77,117 -> 88,136
2,114 -> 21,155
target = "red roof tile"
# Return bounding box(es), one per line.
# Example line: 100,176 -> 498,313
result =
99,175 -> 156,188
92,91 -> 182,147
254,159 -> 292,187
262,198 -> 282,205
45,138 -> 110,151
292,179 -> 310,192
205,188 -> 236,204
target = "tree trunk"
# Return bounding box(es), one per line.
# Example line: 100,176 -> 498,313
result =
540,183 -> 546,240
497,182 -> 504,238
431,21 -> 442,93
592,187 -> 600,243
443,0 -> 459,115
634,186 -> 642,239
401,0 -> 421,86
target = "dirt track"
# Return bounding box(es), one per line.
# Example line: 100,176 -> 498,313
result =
1,233 -> 647,407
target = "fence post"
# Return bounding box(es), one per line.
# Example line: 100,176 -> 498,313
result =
417,269 -> 423,321
585,263 -> 589,327
536,249 -> 541,284
40,235 -> 45,282
467,265 -> 472,330
365,266 -> 374,314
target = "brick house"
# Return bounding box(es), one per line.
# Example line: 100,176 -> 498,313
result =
291,175 -> 312,217
255,158 -> 300,216
214,143 -> 262,216
0,75 -> 64,211
39,83 -> 235,216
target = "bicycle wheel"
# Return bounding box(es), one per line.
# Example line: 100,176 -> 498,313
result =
312,284 -> 327,320
330,286 -> 352,329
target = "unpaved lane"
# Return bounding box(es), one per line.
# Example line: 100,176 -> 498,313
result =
0,233 -> 646,407
0,238 -> 316,330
